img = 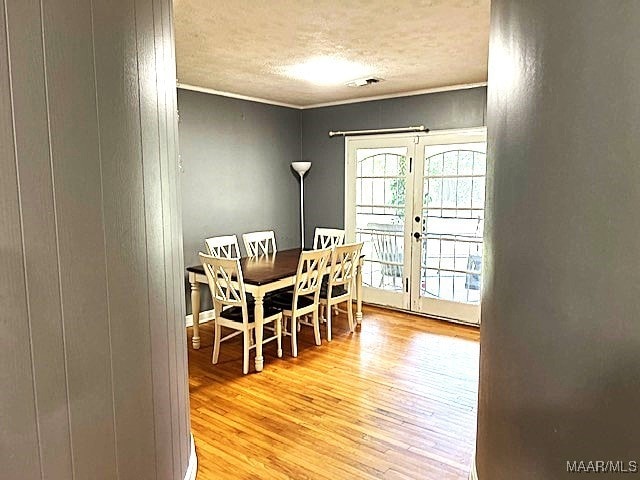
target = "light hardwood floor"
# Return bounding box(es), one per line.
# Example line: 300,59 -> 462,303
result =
188,305 -> 480,480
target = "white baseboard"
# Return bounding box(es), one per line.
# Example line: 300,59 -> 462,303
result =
184,433 -> 197,480
469,452 -> 478,480
185,309 -> 215,327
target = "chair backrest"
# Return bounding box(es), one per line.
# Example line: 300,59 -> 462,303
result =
313,227 -> 345,249
199,252 -> 249,324
292,248 -> 331,308
242,230 -> 277,256
367,222 -> 403,277
327,242 -> 363,292
205,234 -> 241,258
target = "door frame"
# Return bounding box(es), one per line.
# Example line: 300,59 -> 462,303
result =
344,127 -> 487,324
409,127 -> 487,324
344,133 -> 423,309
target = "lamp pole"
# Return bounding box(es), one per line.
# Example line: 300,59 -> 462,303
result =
291,162 -> 311,248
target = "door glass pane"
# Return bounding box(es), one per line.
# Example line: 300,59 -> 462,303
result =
355,147 -> 407,292
421,143 -> 486,304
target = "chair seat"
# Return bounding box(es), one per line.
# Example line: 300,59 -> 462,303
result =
320,279 -> 347,299
269,291 -> 315,311
220,303 -> 281,322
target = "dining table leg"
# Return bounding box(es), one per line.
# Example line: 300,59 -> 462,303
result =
356,257 -> 363,326
190,273 -> 201,349
254,291 -> 265,372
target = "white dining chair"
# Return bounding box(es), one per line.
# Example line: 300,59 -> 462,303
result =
269,248 -> 331,357
243,230 -> 277,256
312,228 -> 346,319
313,227 -> 345,249
200,252 -> 283,374
205,234 -> 241,258
319,242 -> 363,340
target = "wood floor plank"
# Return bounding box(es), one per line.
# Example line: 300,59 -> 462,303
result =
188,305 -> 480,479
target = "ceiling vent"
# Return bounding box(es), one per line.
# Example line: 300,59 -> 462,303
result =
346,77 -> 383,87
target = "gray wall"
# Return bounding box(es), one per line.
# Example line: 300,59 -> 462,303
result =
0,0 -> 190,479
179,88 -> 487,313
300,87 -> 487,247
178,89 -> 301,268
477,1 -> 640,479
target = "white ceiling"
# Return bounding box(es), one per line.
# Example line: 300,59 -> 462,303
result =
173,0 -> 490,108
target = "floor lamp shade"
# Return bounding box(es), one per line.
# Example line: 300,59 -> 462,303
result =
291,162 -> 312,247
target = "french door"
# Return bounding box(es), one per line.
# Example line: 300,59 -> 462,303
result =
345,128 -> 487,324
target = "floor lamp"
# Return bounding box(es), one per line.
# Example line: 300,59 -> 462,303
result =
291,161 -> 311,248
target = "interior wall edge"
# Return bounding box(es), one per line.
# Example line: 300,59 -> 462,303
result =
0,0 -> 191,478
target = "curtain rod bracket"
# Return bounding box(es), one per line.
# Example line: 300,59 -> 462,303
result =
328,125 -> 428,138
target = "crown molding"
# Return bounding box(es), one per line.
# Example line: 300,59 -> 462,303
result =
177,83 -> 301,109
177,81 -> 487,110
300,82 -> 487,109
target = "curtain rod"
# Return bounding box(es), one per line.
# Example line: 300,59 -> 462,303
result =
328,125 -> 428,137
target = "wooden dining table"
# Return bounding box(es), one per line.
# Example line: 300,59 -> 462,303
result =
186,248 -> 364,372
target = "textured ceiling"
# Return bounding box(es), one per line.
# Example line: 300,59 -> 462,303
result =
173,0 -> 490,107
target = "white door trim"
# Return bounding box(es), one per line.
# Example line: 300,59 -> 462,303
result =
469,452 -> 479,480
185,433 -> 198,480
